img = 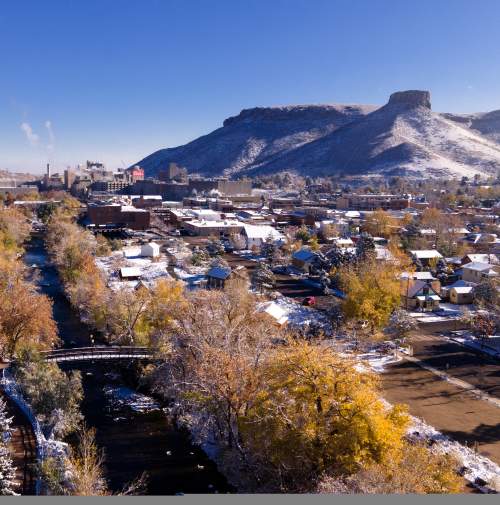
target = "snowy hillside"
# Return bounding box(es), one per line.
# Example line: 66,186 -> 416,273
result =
134,90 -> 500,179
135,104 -> 377,176
443,110 -> 500,145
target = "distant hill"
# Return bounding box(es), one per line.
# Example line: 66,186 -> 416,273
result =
0,169 -> 40,185
442,109 -> 500,145
135,90 -> 500,179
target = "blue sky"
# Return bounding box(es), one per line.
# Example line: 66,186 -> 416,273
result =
1,0 -> 500,173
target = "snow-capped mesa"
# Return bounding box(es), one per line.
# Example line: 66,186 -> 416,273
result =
135,90 -> 500,180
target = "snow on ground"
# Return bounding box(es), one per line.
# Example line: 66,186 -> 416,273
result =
103,385 -> 161,413
272,295 -> 332,335
446,332 -> 500,358
232,250 -> 266,262
408,310 -> 455,323
408,303 -> 480,323
95,250 -> 171,291
408,415 -> 500,491
172,266 -> 207,289
355,351 -> 403,373
322,337 -> 500,490
1,370 -> 70,494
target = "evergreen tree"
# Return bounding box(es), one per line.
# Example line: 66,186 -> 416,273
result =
325,243 -> 349,269
355,233 -> 376,262
251,263 -> 275,292
261,234 -> 278,265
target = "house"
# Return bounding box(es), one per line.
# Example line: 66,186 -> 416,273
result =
461,253 -> 499,266
401,280 -> 441,311
332,237 -> 355,249
119,267 -> 142,281
401,271 -> 437,282
292,248 -> 318,273
241,224 -> 284,250
409,249 -> 443,267
141,242 -> 160,258
257,301 -> 289,326
463,233 -> 500,252
461,262 -> 499,283
206,265 -> 247,289
448,281 -> 475,305
375,246 -> 394,262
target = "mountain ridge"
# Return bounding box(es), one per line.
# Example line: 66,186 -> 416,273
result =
135,90 -> 500,179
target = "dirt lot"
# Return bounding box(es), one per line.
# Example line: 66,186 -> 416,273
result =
382,357 -> 500,467
381,330 -> 500,468
409,334 -> 500,399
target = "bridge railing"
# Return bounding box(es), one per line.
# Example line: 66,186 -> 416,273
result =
40,346 -> 157,362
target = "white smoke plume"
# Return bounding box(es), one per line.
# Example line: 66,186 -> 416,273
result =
45,120 -> 55,151
20,122 -> 39,146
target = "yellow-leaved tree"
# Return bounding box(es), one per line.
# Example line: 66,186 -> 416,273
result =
239,341 -> 409,491
339,243 -> 413,331
363,209 -> 397,238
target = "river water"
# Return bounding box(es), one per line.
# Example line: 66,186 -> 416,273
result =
24,235 -> 231,495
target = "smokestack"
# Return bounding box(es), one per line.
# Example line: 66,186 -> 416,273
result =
46,163 -> 50,177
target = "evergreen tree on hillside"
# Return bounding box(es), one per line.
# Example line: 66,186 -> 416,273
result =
251,263 -> 275,292
356,233 -> 376,262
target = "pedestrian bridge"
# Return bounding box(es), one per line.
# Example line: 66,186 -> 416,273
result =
40,346 -> 157,363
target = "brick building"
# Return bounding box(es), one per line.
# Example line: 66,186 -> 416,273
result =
87,203 -> 150,230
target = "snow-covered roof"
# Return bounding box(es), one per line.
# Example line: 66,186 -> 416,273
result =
257,301 -> 289,325
130,195 -> 162,200
191,209 -> 221,220
120,267 -> 142,278
406,280 -> 440,298
450,286 -> 474,294
401,271 -> 436,281
344,211 -> 360,218
410,249 -> 443,259
463,254 -> 499,265
416,294 -> 441,301
185,219 -> 242,228
462,261 -> 495,272
242,224 -> 284,241
120,205 -> 148,213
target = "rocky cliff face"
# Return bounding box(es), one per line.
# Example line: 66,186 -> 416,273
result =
135,90 -> 500,179
387,90 -> 432,109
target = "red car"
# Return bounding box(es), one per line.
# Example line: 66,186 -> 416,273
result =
302,296 -> 316,306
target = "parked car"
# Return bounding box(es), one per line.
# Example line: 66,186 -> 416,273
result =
302,296 -> 316,306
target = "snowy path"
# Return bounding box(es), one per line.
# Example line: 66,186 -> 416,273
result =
0,388 -> 37,494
